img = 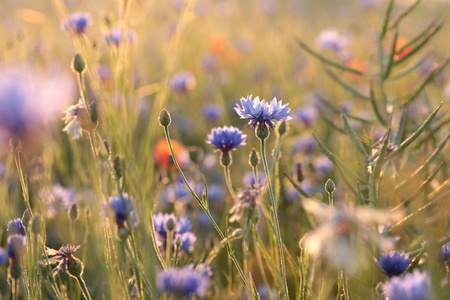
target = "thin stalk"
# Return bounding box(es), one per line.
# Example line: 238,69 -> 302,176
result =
252,228 -> 273,300
162,125 -> 251,293
76,276 -> 92,300
260,138 -> 289,299
223,165 -> 237,201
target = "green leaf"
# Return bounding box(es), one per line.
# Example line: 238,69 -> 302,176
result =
341,112 -> 368,155
393,134 -> 449,193
324,68 -> 371,100
297,39 -> 368,76
383,30 -> 398,79
394,106 -> 408,145
369,82 -> 387,125
381,0 -> 395,38
389,103 -> 443,157
389,0 -> 422,30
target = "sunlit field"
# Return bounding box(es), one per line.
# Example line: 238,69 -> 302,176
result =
0,0 -> 449,299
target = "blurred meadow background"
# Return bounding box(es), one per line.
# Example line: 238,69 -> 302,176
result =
0,0 -> 449,299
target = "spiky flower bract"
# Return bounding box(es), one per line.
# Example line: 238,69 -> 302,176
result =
62,99 -> 97,139
43,245 -> 83,277
156,267 -> 209,297
234,95 -> 292,129
206,126 -> 246,154
376,251 -> 411,277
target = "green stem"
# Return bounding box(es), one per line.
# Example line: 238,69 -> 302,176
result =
260,138 -> 289,299
223,165 -> 237,201
76,276 -> 92,300
162,125 -> 251,293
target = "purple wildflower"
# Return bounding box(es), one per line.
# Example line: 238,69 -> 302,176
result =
207,126 -> 246,153
7,234 -> 27,262
61,13 -> 92,34
383,270 -> 430,300
7,219 -> 26,236
234,95 -> 292,129
156,267 -> 209,297
376,251 -> 411,277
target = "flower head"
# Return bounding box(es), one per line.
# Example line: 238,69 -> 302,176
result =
153,138 -> 190,170
43,245 -> 83,277
109,193 -> 139,227
383,270 -> 430,300
38,184 -> 79,219
294,105 -> 318,127
207,126 -> 246,153
229,184 -> 261,223
8,219 -> 26,236
61,13 -> 92,34
170,71 -> 196,93
62,99 -> 97,139
234,95 -> 292,129
156,267 -> 209,297
7,234 -> 27,262
105,28 -> 136,47
376,251 -> 411,277
0,248 -> 8,265
153,213 -> 196,252
202,104 -> 222,122
440,241 -> 450,262
315,28 -> 350,54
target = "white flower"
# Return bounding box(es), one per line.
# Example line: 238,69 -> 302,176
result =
62,99 -> 96,139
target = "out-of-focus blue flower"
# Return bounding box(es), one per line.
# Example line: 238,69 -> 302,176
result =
376,251 -> 411,277
315,28 -> 350,54
170,71 -> 196,93
153,213 -> 196,252
341,100 -> 352,113
383,270 -> 430,300
202,104 -> 223,122
7,234 -> 27,262
61,13 -> 92,34
105,28 -> 136,47
244,171 -> 265,186
314,156 -> 333,175
39,184 -> 79,219
156,267 -> 209,297
0,248 -> 8,265
199,52 -> 220,71
440,241 -> 450,262
206,184 -> 223,203
188,263 -> 213,278
294,105 -> 317,127
207,126 -> 246,153
109,193 -> 136,224
234,95 -> 292,129
292,134 -> 316,154
7,219 -> 26,236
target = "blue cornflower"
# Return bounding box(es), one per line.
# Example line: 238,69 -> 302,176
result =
383,270 -> 430,300
234,95 -> 292,129
202,104 -> 223,122
0,248 -> 8,265
292,134 -> 316,154
153,213 -> 196,252
105,28 -> 136,47
440,241 -> 450,262
207,126 -> 246,153
7,219 -> 26,236
294,105 -> 317,127
376,251 -> 411,277
156,267 -> 209,297
7,234 -> 27,262
109,193 -> 135,224
170,71 -> 196,93
61,13 -> 92,34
